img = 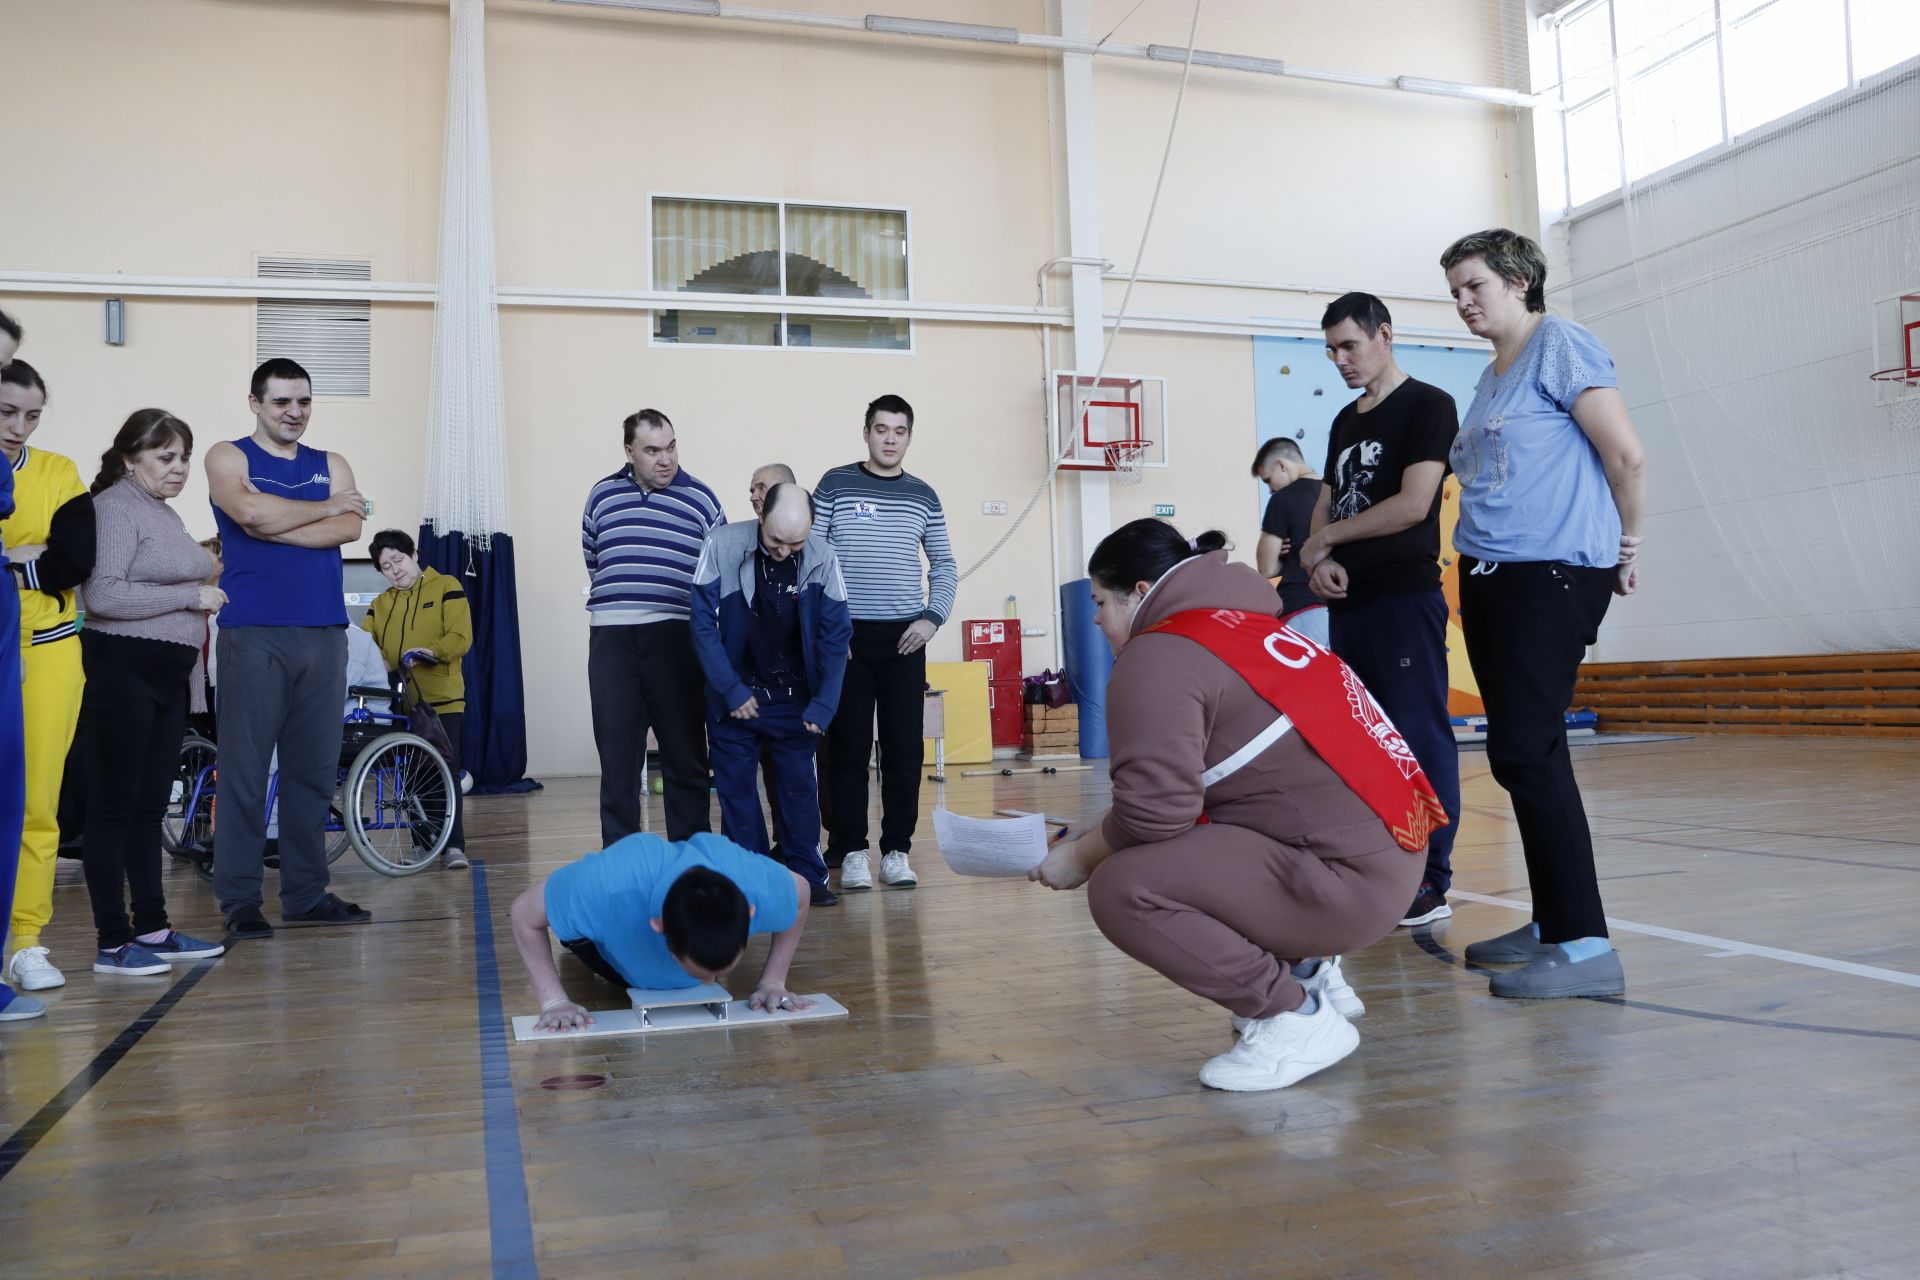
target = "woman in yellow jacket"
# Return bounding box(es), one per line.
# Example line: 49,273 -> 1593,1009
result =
364,530 -> 474,869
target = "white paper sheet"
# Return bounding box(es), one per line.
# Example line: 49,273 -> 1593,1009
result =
932,807 -> 1053,878
512,994 -> 848,1043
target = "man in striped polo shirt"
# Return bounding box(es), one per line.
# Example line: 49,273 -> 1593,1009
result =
583,409 -> 725,844
813,394 -> 957,892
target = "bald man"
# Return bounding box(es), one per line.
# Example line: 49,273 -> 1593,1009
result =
690,484 -> 852,905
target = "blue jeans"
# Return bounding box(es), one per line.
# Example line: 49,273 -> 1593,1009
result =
710,698 -> 828,889
1329,590 -> 1461,895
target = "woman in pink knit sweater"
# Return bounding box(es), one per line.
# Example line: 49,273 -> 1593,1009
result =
1032,520 -> 1444,1093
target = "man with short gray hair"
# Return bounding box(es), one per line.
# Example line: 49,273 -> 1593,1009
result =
690,484 -> 851,905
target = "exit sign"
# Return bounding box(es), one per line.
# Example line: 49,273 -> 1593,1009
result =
1153,504 -> 1176,518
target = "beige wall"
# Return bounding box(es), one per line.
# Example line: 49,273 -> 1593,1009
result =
4,0 -> 1527,776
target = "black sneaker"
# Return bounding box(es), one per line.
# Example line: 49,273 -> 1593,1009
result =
281,893 -> 373,928
226,906 -> 274,940
809,881 -> 840,908
1399,883 -> 1453,927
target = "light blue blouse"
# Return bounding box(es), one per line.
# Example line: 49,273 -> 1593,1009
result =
1450,314 -> 1622,567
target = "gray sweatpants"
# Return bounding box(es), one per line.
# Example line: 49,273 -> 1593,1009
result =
213,626 -> 347,917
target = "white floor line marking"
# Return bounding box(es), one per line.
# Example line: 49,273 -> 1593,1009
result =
1705,950 -> 1743,959
1448,889 -> 1920,990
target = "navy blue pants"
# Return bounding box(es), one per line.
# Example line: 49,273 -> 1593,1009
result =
1329,589 -> 1461,895
710,698 -> 828,890
0,582 -> 25,1013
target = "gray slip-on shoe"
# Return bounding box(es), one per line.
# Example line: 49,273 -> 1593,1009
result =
1488,947 -> 1625,999
1464,923 -> 1557,965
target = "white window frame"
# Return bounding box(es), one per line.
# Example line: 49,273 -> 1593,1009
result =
647,192 -> 916,355
1544,0 -> 1916,219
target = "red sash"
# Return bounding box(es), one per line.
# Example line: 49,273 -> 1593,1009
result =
1145,608 -> 1449,853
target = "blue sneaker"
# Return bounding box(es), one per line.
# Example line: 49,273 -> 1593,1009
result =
139,930 -> 227,961
93,944 -> 172,977
0,987 -> 48,1022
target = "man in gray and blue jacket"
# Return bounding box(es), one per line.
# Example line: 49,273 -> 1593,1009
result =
689,483 -> 851,906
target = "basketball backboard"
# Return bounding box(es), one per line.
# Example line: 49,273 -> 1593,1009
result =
1051,371 -> 1169,472
1871,291 -> 1919,405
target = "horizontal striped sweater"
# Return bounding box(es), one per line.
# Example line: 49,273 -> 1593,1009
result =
582,466 -> 726,624
812,462 -> 957,625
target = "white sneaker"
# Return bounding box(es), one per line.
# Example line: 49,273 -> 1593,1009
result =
879,851 -> 918,888
444,847 -> 470,870
839,850 -> 874,892
6,945 -> 66,992
1231,956 -> 1363,1037
1202,993 -> 1359,1092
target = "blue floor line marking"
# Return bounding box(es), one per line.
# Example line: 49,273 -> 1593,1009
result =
472,860 -> 539,1278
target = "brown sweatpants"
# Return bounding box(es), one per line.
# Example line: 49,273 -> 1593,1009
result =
1087,821 -> 1423,1020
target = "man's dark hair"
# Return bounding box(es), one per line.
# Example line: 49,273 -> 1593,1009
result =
369,529 -> 417,564
1250,437 -> 1303,478
760,482 -> 815,524
1,358 -> 48,398
623,408 -> 673,446
251,357 -> 313,400
0,309 -> 21,343
864,394 -> 914,431
1320,292 -> 1393,338
660,867 -> 752,972
1088,519 -> 1230,593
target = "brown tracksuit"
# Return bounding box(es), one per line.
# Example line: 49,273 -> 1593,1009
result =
1088,552 -> 1423,1019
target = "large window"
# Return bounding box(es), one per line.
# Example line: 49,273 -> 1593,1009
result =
1547,0 -> 1920,210
650,197 -> 910,350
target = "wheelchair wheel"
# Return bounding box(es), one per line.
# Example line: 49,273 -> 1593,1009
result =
163,734 -> 218,880
344,731 -> 455,877
324,780 -> 353,865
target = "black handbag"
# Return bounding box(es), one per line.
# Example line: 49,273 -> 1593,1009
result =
401,668 -> 457,761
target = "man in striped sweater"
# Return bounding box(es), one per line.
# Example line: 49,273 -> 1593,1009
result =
583,409 -> 725,844
813,394 -> 958,891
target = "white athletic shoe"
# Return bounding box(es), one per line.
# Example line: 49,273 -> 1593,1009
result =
6,945 -> 66,992
444,847 -> 471,870
839,850 -> 874,892
1232,956 -> 1364,1037
879,851 -> 918,888
1202,993 -> 1359,1093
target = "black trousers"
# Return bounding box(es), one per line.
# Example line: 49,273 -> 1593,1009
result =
79,632 -> 194,950
588,621 -> 711,845
826,619 -> 926,857
1458,558 -> 1616,943
561,936 -> 631,988
439,709 -> 467,850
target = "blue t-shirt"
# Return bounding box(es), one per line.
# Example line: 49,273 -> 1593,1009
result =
211,437 -> 348,628
543,833 -> 800,990
1450,315 -> 1622,568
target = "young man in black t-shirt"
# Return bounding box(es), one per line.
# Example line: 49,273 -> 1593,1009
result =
1250,437 -> 1326,645
1297,292 -> 1462,927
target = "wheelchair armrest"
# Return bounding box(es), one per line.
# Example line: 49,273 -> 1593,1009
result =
349,684 -> 396,701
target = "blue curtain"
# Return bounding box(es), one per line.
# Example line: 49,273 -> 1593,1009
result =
416,527 -> 540,794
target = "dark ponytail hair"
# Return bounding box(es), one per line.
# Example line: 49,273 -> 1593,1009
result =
91,408 -> 194,495
1088,519 -> 1229,593
0,358 -> 47,398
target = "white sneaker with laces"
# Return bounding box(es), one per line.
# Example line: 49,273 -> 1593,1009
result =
879,851 -> 918,888
839,849 -> 874,892
1231,956 -> 1363,1037
1202,992 -> 1360,1093
6,945 -> 65,991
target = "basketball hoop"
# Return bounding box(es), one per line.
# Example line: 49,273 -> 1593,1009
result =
1869,366 -> 1919,387
1105,441 -> 1149,485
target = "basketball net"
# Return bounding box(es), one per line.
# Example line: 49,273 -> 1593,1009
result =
1105,441 -> 1149,486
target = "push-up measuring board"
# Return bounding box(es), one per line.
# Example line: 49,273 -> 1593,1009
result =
511,991 -> 848,1043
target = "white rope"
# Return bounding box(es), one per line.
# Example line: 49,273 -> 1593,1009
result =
957,0 -> 1206,582
425,0 -> 512,546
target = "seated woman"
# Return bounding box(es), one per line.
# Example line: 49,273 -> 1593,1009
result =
1031,520 -> 1446,1092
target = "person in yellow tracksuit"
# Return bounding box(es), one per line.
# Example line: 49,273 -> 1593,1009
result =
1,359 -> 94,993
363,529 -> 474,869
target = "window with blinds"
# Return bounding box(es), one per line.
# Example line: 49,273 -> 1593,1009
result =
256,256 -> 372,395
651,198 -> 910,351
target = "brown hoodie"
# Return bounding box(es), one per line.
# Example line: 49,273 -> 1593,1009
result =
1099,551 -> 1404,861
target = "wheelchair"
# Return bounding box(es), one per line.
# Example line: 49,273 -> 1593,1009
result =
163,685 -> 458,878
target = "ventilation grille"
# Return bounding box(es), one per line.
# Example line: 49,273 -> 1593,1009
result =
256,256 -> 372,397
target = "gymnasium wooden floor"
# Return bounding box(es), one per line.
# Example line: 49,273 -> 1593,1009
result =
2,735 -> 1918,1279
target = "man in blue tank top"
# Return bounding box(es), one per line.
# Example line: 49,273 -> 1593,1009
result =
206,358 -> 372,938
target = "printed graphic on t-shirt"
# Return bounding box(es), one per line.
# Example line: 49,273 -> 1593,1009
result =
1450,412 -> 1509,494
852,500 -> 879,520
1331,440 -> 1384,519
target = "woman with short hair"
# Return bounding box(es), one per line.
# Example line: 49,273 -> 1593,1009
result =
1439,227 -> 1648,999
1030,520 -> 1446,1092
363,529 -> 473,868
80,409 -> 229,975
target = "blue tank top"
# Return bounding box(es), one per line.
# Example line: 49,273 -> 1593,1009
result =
211,437 -> 347,628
